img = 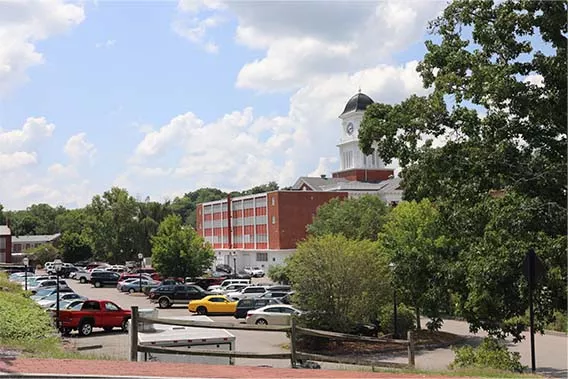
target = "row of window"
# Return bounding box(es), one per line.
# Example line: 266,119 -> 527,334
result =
233,234 -> 268,243
233,215 -> 268,226
204,236 -> 229,244
232,197 -> 267,210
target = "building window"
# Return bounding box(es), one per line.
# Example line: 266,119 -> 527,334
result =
271,197 -> 275,206
256,252 -> 268,262
271,216 -> 276,224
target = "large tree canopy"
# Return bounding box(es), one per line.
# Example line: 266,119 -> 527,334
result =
359,0 -> 567,341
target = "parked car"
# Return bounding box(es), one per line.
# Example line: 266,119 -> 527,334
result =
47,299 -> 85,315
207,278 -> 251,291
226,285 -> 268,301
245,304 -> 301,325
149,284 -> 209,309
209,284 -> 248,294
29,279 -> 69,294
119,279 -> 159,293
243,266 -> 265,278
188,295 -> 238,315
57,300 -> 131,336
215,264 -> 233,274
90,271 -> 121,288
37,293 -> 87,308
30,287 -> 74,301
131,267 -> 160,281
234,298 -> 283,319
118,273 -> 154,282
257,291 -> 290,300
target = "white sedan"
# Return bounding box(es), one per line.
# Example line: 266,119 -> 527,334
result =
37,292 -> 87,308
245,304 -> 301,325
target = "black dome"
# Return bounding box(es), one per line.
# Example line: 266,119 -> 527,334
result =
340,92 -> 374,116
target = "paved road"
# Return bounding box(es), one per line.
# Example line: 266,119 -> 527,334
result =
64,279 -> 567,376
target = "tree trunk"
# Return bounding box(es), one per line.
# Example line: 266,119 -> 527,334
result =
415,306 -> 421,330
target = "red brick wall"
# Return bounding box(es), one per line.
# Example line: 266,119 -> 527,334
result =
268,191 -> 348,249
0,235 -> 11,263
332,168 -> 394,182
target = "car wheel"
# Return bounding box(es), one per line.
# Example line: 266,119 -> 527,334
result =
79,278 -> 87,284
128,288 -> 135,294
94,281 -> 102,288
79,321 -> 93,336
121,318 -> 129,332
158,298 -> 170,309
196,306 -> 207,315
255,319 -> 268,325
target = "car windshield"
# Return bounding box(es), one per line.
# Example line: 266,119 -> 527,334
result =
34,288 -> 54,297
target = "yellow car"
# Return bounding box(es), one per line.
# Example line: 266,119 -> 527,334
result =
188,295 -> 238,315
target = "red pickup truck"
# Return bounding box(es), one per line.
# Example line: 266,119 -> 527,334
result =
58,300 -> 131,336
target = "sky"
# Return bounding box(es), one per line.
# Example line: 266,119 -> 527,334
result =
0,0 -> 447,210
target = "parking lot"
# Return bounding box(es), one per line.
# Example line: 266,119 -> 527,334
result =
64,277 -> 294,368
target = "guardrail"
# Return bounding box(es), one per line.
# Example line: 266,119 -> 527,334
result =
129,306 -> 415,369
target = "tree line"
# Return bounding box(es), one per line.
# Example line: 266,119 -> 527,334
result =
0,182 -> 279,265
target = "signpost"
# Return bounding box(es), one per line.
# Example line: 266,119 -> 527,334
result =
522,249 -> 545,374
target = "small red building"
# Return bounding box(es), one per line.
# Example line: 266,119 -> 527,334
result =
0,225 -> 12,263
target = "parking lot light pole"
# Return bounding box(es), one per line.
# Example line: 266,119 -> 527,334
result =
54,258 -> 63,332
231,251 -> 237,277
138,253 -> 143,293
23,257 -> 29,292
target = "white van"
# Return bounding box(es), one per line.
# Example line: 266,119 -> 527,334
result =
207,279 -> 250,291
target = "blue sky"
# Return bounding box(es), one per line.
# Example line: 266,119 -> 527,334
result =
0,0 -> 446,210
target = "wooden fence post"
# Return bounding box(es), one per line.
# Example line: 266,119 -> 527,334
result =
407,330 -> 415,367
130,306 -> 139,362
290,317 -> 297,368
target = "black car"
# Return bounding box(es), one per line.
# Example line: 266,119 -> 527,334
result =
149,284 -> 209,308
234,298 -> 282,319
90,271 -> 120,288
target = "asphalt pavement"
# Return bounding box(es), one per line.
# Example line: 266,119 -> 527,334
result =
63,278 -> 567,377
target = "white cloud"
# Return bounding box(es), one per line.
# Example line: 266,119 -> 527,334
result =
173,0 -> 226,53
124,61 -> 426,196
0,0 -> 85,95
0,151 -> 37,171
64,132 -> 96,163
95,39 -> 116,48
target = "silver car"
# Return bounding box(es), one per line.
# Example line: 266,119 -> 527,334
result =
245,304 -> 301,325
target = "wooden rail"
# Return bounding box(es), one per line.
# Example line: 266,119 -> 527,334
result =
130,306 -> 416,369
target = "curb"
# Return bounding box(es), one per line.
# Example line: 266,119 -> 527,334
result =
0,375 -> 226,379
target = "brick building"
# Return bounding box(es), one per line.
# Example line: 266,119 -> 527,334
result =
0,225 -> 12,263
197,191 -> 346,270
197,91 -> 403,271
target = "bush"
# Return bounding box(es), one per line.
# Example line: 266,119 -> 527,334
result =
547,311 -> 567,333
0,274 -> 58,342
378,303 -> 416,339
450,337 -> 524,373
267,264 -> 290,285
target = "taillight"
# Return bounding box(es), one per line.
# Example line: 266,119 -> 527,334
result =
246,312 -> 251,318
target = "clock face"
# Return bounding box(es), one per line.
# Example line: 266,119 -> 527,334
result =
346,122 -> 354,135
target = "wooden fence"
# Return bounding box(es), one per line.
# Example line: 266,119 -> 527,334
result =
129,306 -> 415,369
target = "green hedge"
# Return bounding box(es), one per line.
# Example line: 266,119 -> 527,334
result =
450,337 -> 524,373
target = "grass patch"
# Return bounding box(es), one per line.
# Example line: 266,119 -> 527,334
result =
0,273 -> 113,360
375,367 -> 540,378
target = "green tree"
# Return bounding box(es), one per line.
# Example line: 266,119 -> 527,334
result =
27,244 -> 59,266
288,234 -> 391,333
359,0 -> 566,208
378,200 -> 451,329
85,187 -> 139,263
267,263 -> 291,285
151,214 -> 214,279
307,195 -> 390,241
59,232 -> 92,263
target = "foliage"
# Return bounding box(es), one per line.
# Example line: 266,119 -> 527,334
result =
27,244 -> 60,266
378,200 -> 452,329
307,195 -> 390,241
267,263 -> 290,284
288,234 -> 391,333
450,338 -> 524,373
151,214 -> 214,279
359,0 -> 567,340
0,274 -> 57,342
378,303 -> 416,338
547,311 -> 567,333
59,232 -> 93,263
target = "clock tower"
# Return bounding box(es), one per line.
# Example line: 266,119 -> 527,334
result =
333,91 -> 394,183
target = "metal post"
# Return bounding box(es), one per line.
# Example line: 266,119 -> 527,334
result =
55,270 -> 60,331
290,317 -> 297,368
130,306 -> 139,362
24,264 -> 28,292
393,288 -> 398,339
138,253 -> 143,293
528,253 -> 536,373
233,256 -> 237,276
407,330 -> 415,367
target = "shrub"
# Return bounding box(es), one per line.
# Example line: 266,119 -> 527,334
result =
267,264 -> 290,284
547,311 -> 567,333
378,303 -> 416,339
450,337 -> 524,373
